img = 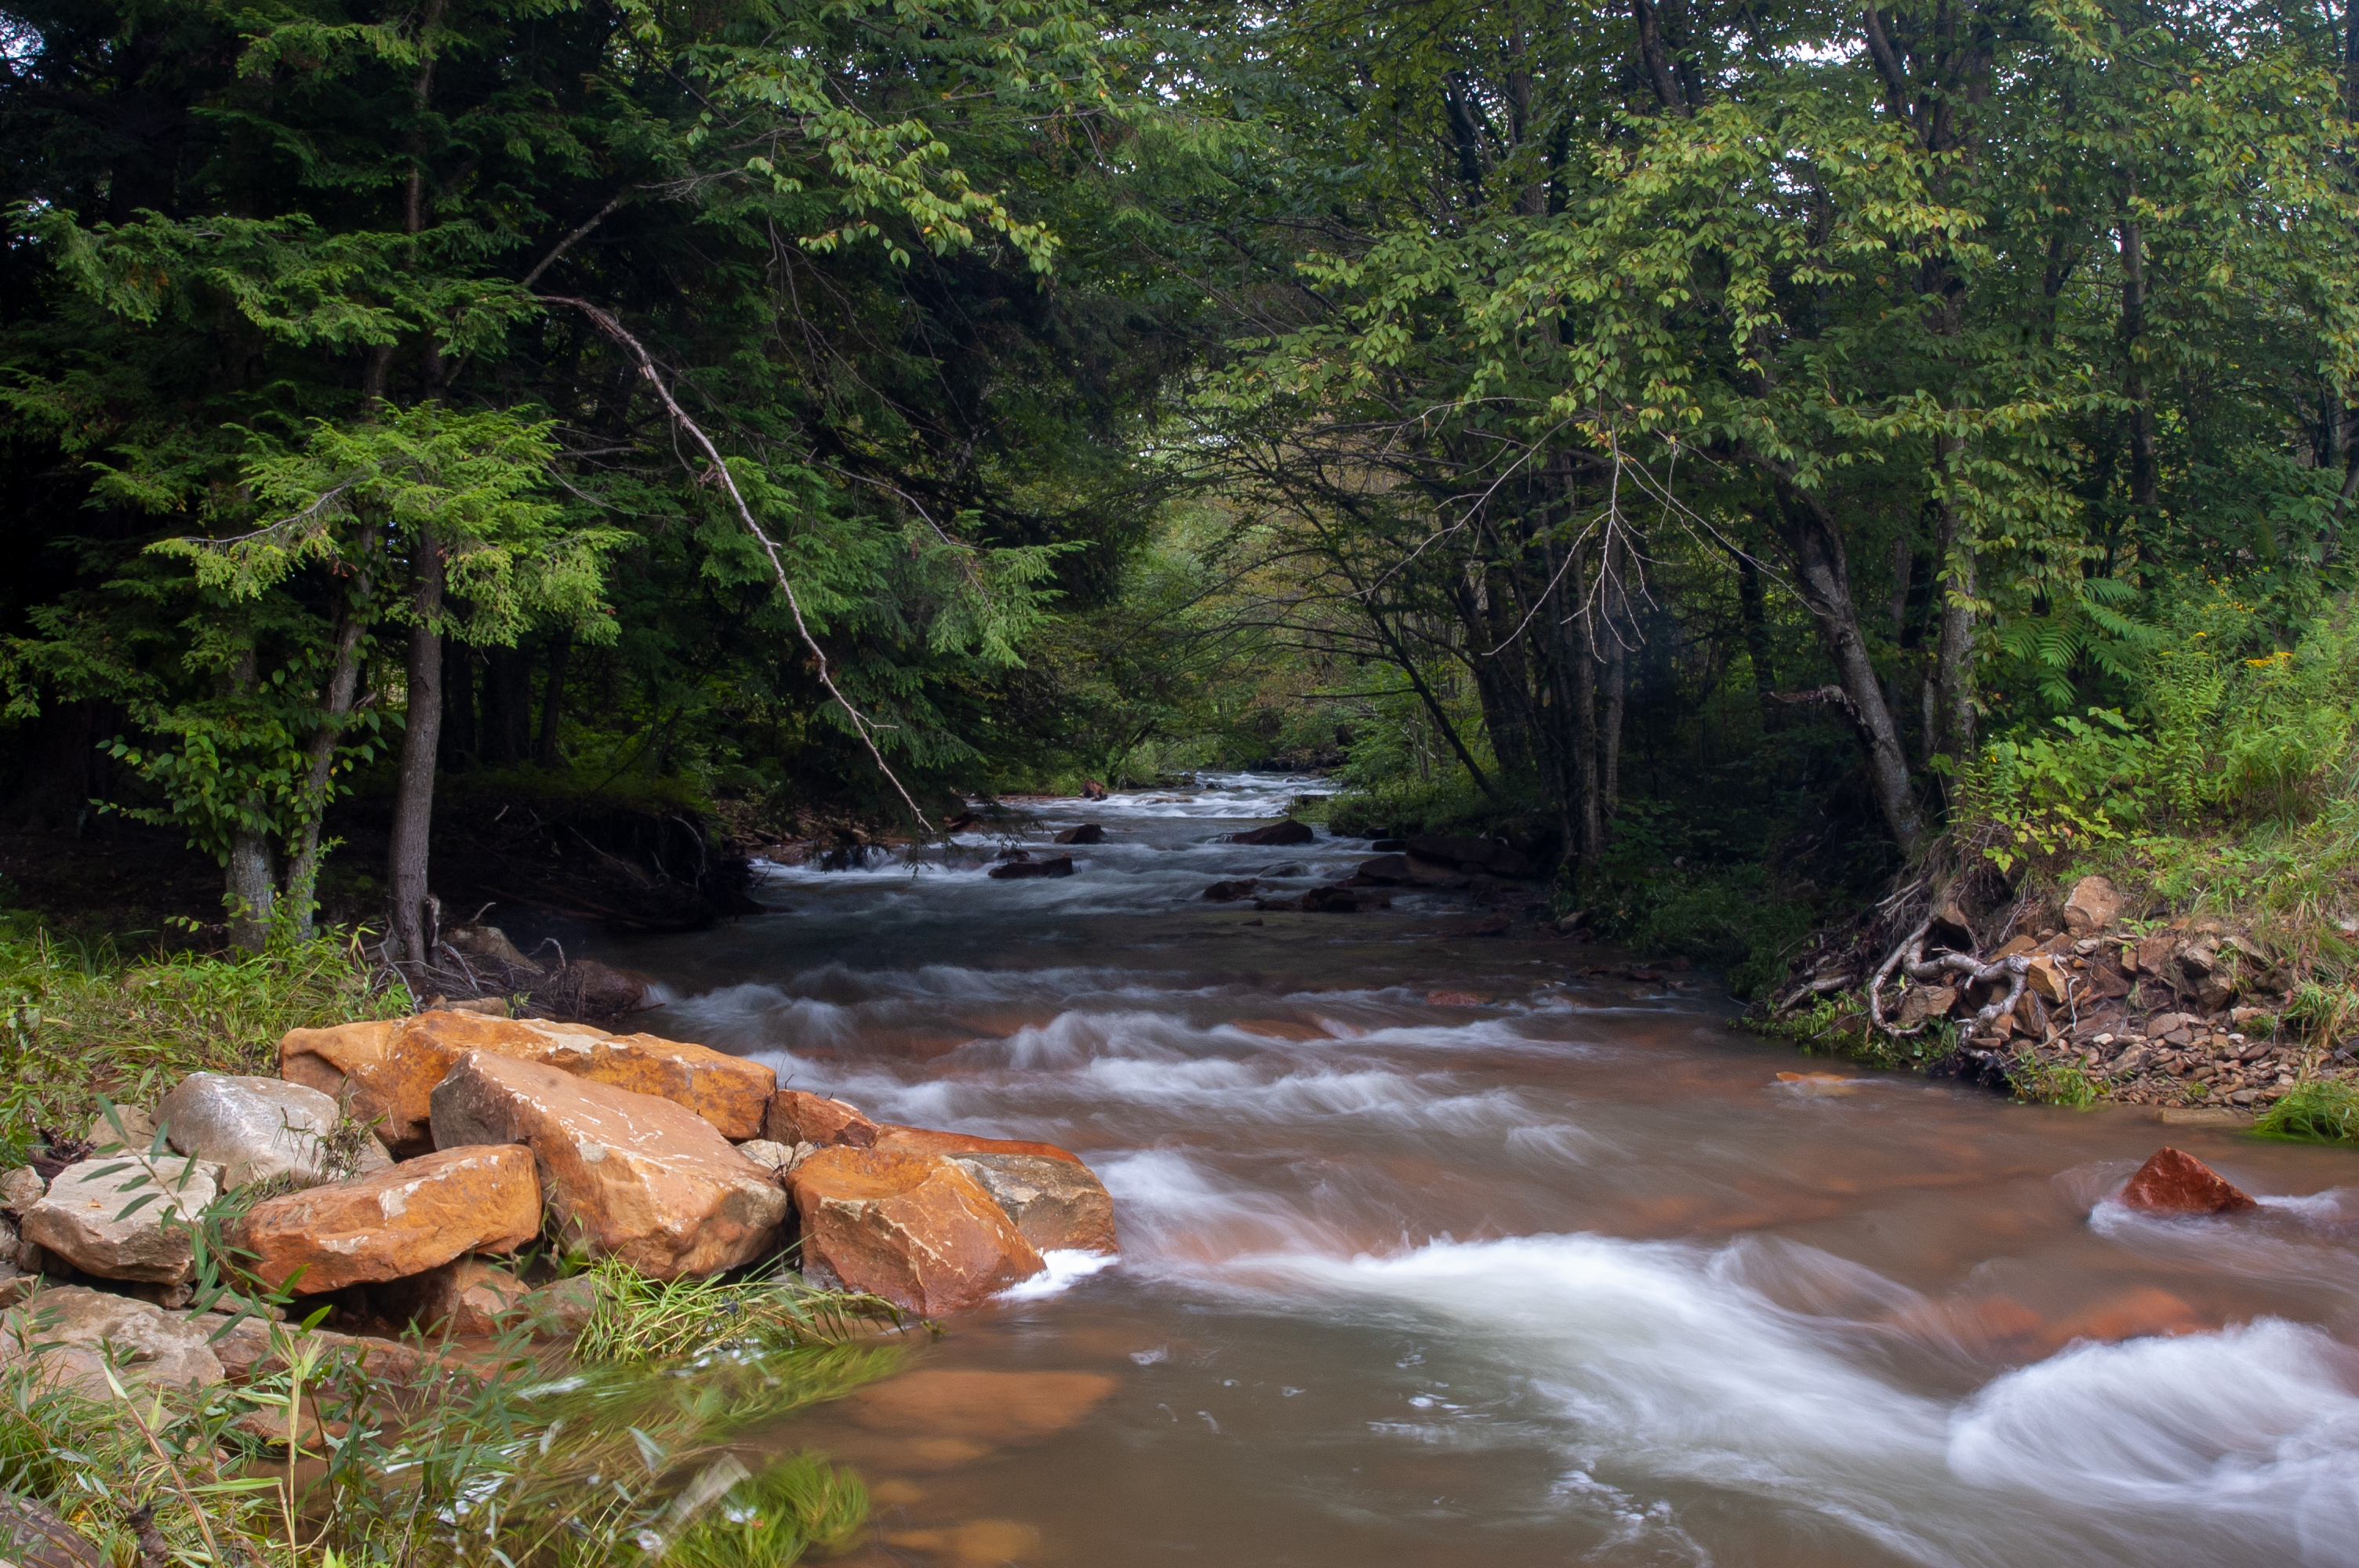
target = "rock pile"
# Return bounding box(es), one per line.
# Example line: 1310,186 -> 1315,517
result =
1860,875 -> 2324,1109
0,1011 -> 1119,1389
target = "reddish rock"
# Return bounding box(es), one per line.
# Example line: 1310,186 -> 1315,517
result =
2063,875 -> 2123,935
789,1148 -> 1045,1314
2117,1147 -> 2258,1215
1080,779 -> 1108,800
428,1052 -> 789,1278
1052,823 -> 1105,844
236,1145 -> 542,1294
766,1089 -> 881,1148
871,1125 -> 1085,1166
1425,989 -> 1489,1007
376,1256 -> 533,1337
280,1011 -> 775,1146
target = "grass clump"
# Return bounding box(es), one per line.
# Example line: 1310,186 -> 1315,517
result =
2008,1051 -> 2101,1110
2254,1080 -> 2359,1144
668,1454 -> 869,1568
573,1255 -> 907,1364
0,927 -> 403,1161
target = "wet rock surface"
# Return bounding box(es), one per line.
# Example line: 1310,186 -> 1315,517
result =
789,1147 -> 1045,1314
2117,1146 -> 2259,1216
429,1051 -> 789,1278
236,1144 -> 543,1294
945,1152 -> 1118,1254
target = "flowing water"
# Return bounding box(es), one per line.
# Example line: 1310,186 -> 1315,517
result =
616,775 -> 2359,1567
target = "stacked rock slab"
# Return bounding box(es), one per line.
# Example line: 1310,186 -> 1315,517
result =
236,1145 -> 543,1294
280,1011 -> 776,1148
21,1156 -> 220,1283
788,1147 -> 1045,1314
0,1286 -> 226,1394
430,1052 -> 790,1279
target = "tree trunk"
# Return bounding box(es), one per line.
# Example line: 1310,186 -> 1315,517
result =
2118,204 -> 2157,512
482,645 -> 532,765
1928,463 -> 1976,770
1774,488 -> 1925,853
220,642 -> 275,950
388,528 -> 445,969
283,524 -> 378,938
536,631 -> 571,766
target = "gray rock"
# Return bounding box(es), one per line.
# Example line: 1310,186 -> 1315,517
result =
20,1155 -> 220,1283
0,1167 -> 44,1216
946,1152 -> 1118,1254
0,1284 -> 226,1395
157,1072 -> 390,1190
733,1138 -> 816,1177
84,1104 -> 159,1153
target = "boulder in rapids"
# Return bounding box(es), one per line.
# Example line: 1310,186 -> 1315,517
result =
988,854 -> 1075,880
21,1155 -> 219,1283
2117,1147 -> 2258,1216
766,1089 -> 880,1148
235,1144 -> 541,1294
429,1052 -> 790,1278
1299,886 -> 1369,913
279,1010 -> 776,1147
1354,853 -> 1466,887
1404,833 -> 1531,876
156,1073 -> 391,1191
945,1152 -> 1118,1254
1229,819 -> 1314,846
1081,779 -> 1108,800
2063,875 -> 2124,935
1052,823 -> 1105,844
1201,878 -> 1258,902
788,1148 -> 1045,1313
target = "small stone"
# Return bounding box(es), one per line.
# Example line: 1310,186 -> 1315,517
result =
0,1167 -> 44,1215
765,1089 -> 880,1149
2024,955 -> 2069,1005
518,1275 -> 601,1340
732,1138 -> 807,1176
83,1105 -> 158,1152
2062,876 -> 2123,935
2117,1147 -> 2258,1215
20,1155 -> 220,1283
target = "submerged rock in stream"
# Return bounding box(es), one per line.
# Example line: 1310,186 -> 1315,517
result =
2117,1146 -> 2258,1215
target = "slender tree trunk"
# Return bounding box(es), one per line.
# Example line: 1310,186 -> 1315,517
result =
536,631 -> 570,766
1775,488 -> 1925,853
1602,626 -> 1627,815
219,643 -> 276,950
1571,605 -> 1605,867
2118,201 -> 2157,512
388,528 -> 444,968
284,524 -> 378,937
1928,467 -> 1976,770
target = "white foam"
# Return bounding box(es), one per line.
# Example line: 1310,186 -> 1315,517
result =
997,1248 -> 1121,1301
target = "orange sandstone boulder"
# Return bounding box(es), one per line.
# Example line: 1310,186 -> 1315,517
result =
2117,1147 -> 2259,1216
237,1145 -> 541,1294
871,1125 -> 1085,1166
789,1148 -> 1045,1314
281,1011 -> 776,1147
765,1089 -> 880,1148
429,1052 -> 789,1279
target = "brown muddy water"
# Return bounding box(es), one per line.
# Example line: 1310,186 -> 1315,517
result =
617,774 -> 2359,1568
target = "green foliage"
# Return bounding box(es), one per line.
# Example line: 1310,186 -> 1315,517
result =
667,1454 -> 871,1568
0,927 -> 403,1161
572,1255 -> 905,1364
2254,1080 -> 2359,1145
2008,1052 -> 2102,1110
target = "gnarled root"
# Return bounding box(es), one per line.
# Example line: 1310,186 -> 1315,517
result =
1866,916 -> 2030,1039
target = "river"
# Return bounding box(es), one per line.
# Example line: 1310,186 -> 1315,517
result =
617,773 -> 2359,1568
